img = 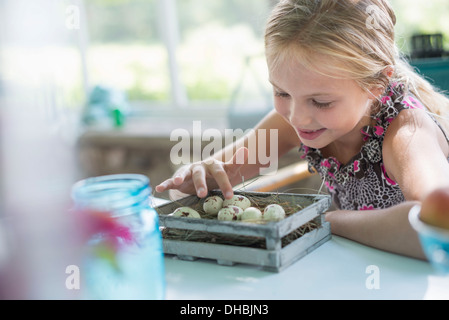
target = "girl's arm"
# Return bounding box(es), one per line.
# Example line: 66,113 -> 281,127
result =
325,202 -> 425,259
209,109 -> 301,186
327,108 -> 449,260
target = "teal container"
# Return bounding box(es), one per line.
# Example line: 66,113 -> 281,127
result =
82,85 -> 129,128
409,57 -> 449,93
71,174 -> 165,300
409,205 -> 449,274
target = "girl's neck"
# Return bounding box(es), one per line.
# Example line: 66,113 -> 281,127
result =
321,115 -> 375,165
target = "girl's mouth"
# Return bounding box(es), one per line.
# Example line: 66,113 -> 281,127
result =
297,128 -> 327,141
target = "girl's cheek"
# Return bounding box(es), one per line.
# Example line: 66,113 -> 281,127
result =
274,99 -> 291,120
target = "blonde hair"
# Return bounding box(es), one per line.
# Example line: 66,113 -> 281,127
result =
265,0 -> 449,131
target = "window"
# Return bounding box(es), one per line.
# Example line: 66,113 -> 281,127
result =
1,0 -> 87,113
84,0 -> 274,118
390,0 -> 449,54
85,0 -> 169,104
80,0 -> 449,122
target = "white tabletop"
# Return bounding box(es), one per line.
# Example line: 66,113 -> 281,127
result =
163,235 -> 449,300
153,198 -> 449,300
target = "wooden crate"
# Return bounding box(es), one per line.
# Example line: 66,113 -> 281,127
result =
154,191 -> 331,272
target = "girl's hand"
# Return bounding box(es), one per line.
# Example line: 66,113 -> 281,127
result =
155,147 -> 249,200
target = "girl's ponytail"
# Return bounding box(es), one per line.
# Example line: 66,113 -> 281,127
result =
394,56 -> 449,131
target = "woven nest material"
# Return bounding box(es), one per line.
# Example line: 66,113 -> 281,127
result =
161,193 -> 320,249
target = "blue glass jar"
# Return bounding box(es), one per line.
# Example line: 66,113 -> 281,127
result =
71,174 -> 165,299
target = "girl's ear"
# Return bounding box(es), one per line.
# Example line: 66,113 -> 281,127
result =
368,85 -> 385,100
368,65 -> 395,99
383,65 -> 395,79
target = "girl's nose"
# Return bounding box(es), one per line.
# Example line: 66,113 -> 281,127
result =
289,101 -> 313,128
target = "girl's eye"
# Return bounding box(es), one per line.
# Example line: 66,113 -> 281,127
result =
312,99 -> 332,109
275,91 -> 290,98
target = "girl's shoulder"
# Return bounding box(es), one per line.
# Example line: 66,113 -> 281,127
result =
375,82 -> 447,139
381,84 -> 449,186
381,82 -> 449,148
375,82 -> 426,123
383,107 -> 439,147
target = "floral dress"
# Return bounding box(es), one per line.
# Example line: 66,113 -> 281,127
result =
301,82 -> 449,211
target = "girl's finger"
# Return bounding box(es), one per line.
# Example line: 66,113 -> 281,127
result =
155,166 -> 192,192
210,147 -> 249,199
209,161 -> 234,199
155,179 -> 175,193
173,165 -> 192,185
191,163 -> 208,198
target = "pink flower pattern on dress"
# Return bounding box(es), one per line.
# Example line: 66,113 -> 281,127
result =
361,128 -> 371,142
300,145 -> 309,159
374,126 -> 384,137
381,163 -> 397,186
353,160 -> 360,173
381,96 -> 391,104
325,181 -> 334,191
403,96 -> 425,110
322,159 -> 331,168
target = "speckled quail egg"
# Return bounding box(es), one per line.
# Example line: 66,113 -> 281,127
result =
217,205 -> 243,221
222,195 -> 251,210
203,195 -> 224,215
241,207 -> 263,222
172,206 -> 201,219
263,204 -> 286,221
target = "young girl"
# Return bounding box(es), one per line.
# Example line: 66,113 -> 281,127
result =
156,0 -> 449,260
